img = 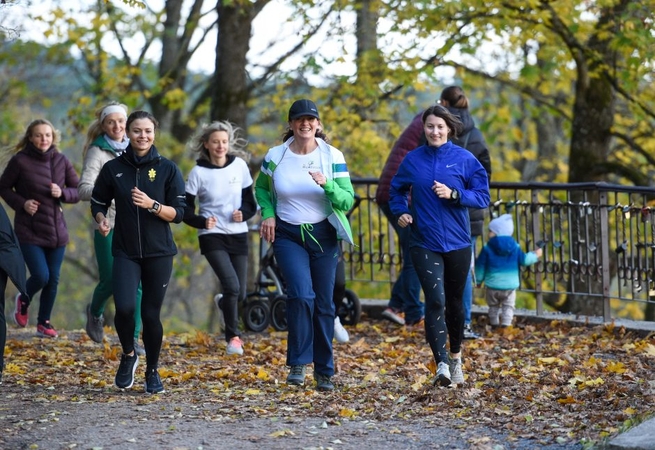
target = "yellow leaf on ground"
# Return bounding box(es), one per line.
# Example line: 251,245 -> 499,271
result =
643,344 -> 655,357
606,361 -> 626,374
339,408 -> 356,418
538,357 -> 565,365
269,429 -> 295,437
558,395 -> 577,404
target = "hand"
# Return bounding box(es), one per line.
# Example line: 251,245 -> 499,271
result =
131,187 -> 153,209
432,181 -> 452,199
23,199 -> 40,216
97,217 -> 111,237
50,183 -> 62,198
206,216 -> 217,229
535,248 -> 543,258
309,170 -> 326,187
260,217 -> 276,243
232,210 -> 243,223
397,213 -> 413,228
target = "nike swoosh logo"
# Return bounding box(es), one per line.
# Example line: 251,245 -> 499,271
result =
446,164 -> 457,168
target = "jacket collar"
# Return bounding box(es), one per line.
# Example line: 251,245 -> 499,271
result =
123,144 -> 161,167
24,142 -> 55,159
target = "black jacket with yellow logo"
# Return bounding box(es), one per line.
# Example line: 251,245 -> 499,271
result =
91,145 -> 186,259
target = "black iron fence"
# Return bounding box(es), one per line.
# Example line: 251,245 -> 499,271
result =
344,178 -> 655,323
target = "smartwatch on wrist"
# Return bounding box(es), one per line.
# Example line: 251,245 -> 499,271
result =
450,188 -> 460,201
148,201 -> 161,214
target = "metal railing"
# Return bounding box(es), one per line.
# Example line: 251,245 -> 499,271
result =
344,179 -> 655,322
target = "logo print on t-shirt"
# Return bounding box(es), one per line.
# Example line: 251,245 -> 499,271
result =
302,160 -> 319,170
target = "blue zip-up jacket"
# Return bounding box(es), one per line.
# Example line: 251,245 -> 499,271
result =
90,145 -> 186,259
389,141 -> 489,253
475,236 -> 540,290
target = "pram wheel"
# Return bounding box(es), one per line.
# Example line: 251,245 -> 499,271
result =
242,299 -> 270,332
337,289 -> 361,326
270,295 -> 288,331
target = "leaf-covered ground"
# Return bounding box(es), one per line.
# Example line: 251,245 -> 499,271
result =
1,317 -> 654,449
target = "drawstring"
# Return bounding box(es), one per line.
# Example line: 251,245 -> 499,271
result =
300,223 -> 323,253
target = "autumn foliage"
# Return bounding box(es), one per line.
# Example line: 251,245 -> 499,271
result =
2,317 -> 654,448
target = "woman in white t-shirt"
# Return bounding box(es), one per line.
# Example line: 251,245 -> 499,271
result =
184,121 -> 257,356
255,99 -> 355,391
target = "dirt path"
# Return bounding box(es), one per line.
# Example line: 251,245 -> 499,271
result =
1,389 -> 581,449
2,320 -> 652,449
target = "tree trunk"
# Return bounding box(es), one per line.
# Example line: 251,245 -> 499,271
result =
211,1 -> 266,128
562,9 -> 618,316
211,0 -> 268,297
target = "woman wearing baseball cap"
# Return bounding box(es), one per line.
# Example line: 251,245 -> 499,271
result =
255,99 -> 355,391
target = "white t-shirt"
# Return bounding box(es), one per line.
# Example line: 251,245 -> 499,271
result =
186,157 -> 253,235
273,150 -> 330,225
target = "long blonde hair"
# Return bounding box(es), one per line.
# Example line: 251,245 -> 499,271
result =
82,102 -> 128,158
189,121 -> 249,162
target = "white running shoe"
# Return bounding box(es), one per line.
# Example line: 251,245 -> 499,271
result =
334,316 -> 350,343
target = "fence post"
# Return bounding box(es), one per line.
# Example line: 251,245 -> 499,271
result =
599,190 -> 612,321
532,188 -> 543,316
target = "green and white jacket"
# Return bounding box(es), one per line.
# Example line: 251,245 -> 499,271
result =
255,137 -> 355,244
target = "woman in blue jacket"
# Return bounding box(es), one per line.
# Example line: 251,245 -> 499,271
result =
91,111 -> 186,394
389,104 -> 490,387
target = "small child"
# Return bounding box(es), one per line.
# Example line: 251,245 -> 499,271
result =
475,214 -> 542,328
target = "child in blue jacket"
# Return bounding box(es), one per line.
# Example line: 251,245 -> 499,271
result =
475,214 -> 542,327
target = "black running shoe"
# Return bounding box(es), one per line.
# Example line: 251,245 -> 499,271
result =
115,353 -> 139,389
145,368 -> 165,394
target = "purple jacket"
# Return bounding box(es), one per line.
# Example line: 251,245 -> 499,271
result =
0,144 -> 80,248
375,112 -> 424,205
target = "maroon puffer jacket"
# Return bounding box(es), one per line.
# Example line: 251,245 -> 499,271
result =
0,144 -> 80,248
375,112 -> 424,205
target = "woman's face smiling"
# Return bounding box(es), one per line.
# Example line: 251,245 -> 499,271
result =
29,124 -> 54,152
126,118 -> 155,154
423,114 -> 449,147
290,116 -> 319,139
102,113 -> 127,142
204,130 -> 229,162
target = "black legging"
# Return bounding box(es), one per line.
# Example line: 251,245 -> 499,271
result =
411,246 -> 470,363
204,249 -> 247,342
113,255 -> 173,370
0,270 -> 7,375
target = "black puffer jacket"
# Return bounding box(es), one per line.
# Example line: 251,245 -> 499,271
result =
447,106 -> 492,237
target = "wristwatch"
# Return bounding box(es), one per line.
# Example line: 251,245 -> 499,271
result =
148,201 -> 161,214
450,188 -> 460,201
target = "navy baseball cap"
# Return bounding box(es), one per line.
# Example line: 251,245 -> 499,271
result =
288,99 -> 320,121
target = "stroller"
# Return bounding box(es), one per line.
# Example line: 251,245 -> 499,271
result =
241,197 -> 362,332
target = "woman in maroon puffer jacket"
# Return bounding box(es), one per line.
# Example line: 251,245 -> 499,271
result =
0,119 -> 80,338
